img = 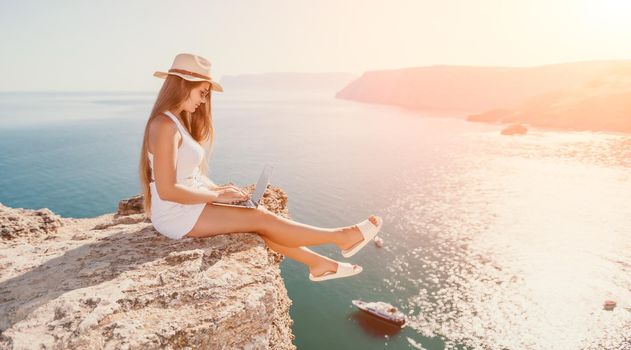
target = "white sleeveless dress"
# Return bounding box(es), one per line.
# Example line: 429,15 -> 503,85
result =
148,111 -> 208,240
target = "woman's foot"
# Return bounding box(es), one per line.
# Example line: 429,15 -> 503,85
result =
337,215 -> 380,252
309,259 -> 361,278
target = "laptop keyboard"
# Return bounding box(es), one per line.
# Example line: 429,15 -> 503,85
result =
232,199 -> 255,207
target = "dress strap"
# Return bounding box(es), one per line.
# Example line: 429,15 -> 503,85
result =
163,111 -> 193,139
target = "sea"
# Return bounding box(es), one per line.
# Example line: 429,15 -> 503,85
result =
1,87 -> 630,350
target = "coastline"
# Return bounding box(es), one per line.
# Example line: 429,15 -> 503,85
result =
335,60 -> 631,134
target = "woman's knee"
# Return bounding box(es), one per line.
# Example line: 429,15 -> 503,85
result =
253,206 -> 277,234
256,205 -> 271,214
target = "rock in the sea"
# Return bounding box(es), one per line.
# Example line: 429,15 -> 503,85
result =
501,123 -> 528,135
0,186 -> 295,349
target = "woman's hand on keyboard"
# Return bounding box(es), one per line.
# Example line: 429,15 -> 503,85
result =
214,188 -> 250,204
213,183 -> 248,197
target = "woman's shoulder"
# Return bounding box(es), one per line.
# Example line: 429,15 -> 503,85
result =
149,114 -> 181,141
150,113 -> 178,130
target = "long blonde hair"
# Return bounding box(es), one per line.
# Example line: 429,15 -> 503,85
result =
138,75 -> 214,218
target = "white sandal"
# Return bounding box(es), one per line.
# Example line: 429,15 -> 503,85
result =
309,262 -> 363,282
341,216 -> 383,258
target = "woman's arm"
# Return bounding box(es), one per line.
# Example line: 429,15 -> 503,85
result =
198,174 -> 218,190
163,184 -> 219,204
149,116 -> 219,204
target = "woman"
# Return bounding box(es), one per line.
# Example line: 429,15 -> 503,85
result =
138,53 -> 383,281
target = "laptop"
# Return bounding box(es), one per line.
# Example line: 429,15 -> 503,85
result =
212,165 -> 274,208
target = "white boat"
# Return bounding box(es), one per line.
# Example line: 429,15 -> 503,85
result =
352,300 -> 406,327
374,236 -> 384,247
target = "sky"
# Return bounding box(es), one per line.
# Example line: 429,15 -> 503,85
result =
1,0 -> 631,91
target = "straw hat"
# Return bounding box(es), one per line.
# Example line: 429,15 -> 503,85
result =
153,53 -> 223,92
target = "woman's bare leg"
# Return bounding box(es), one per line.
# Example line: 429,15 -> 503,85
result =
258,235 -> 353,277
185,204 -> 379,251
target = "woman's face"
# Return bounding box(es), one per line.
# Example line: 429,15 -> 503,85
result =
182,82 -> 211,113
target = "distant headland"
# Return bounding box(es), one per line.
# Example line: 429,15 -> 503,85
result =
336,60 -> 631,133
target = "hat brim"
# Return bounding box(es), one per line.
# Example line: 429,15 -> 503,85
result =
153,71 -> 223,92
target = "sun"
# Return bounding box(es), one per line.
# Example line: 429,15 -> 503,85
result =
578,0 -> 631,32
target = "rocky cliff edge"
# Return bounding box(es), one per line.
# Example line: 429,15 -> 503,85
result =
0,186 -> 295,350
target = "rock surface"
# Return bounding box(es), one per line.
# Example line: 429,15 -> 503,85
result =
0,205 -> 63,241
0,185 -> 295,350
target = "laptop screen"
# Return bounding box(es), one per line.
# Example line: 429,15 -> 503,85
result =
251,165 -> 274,205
